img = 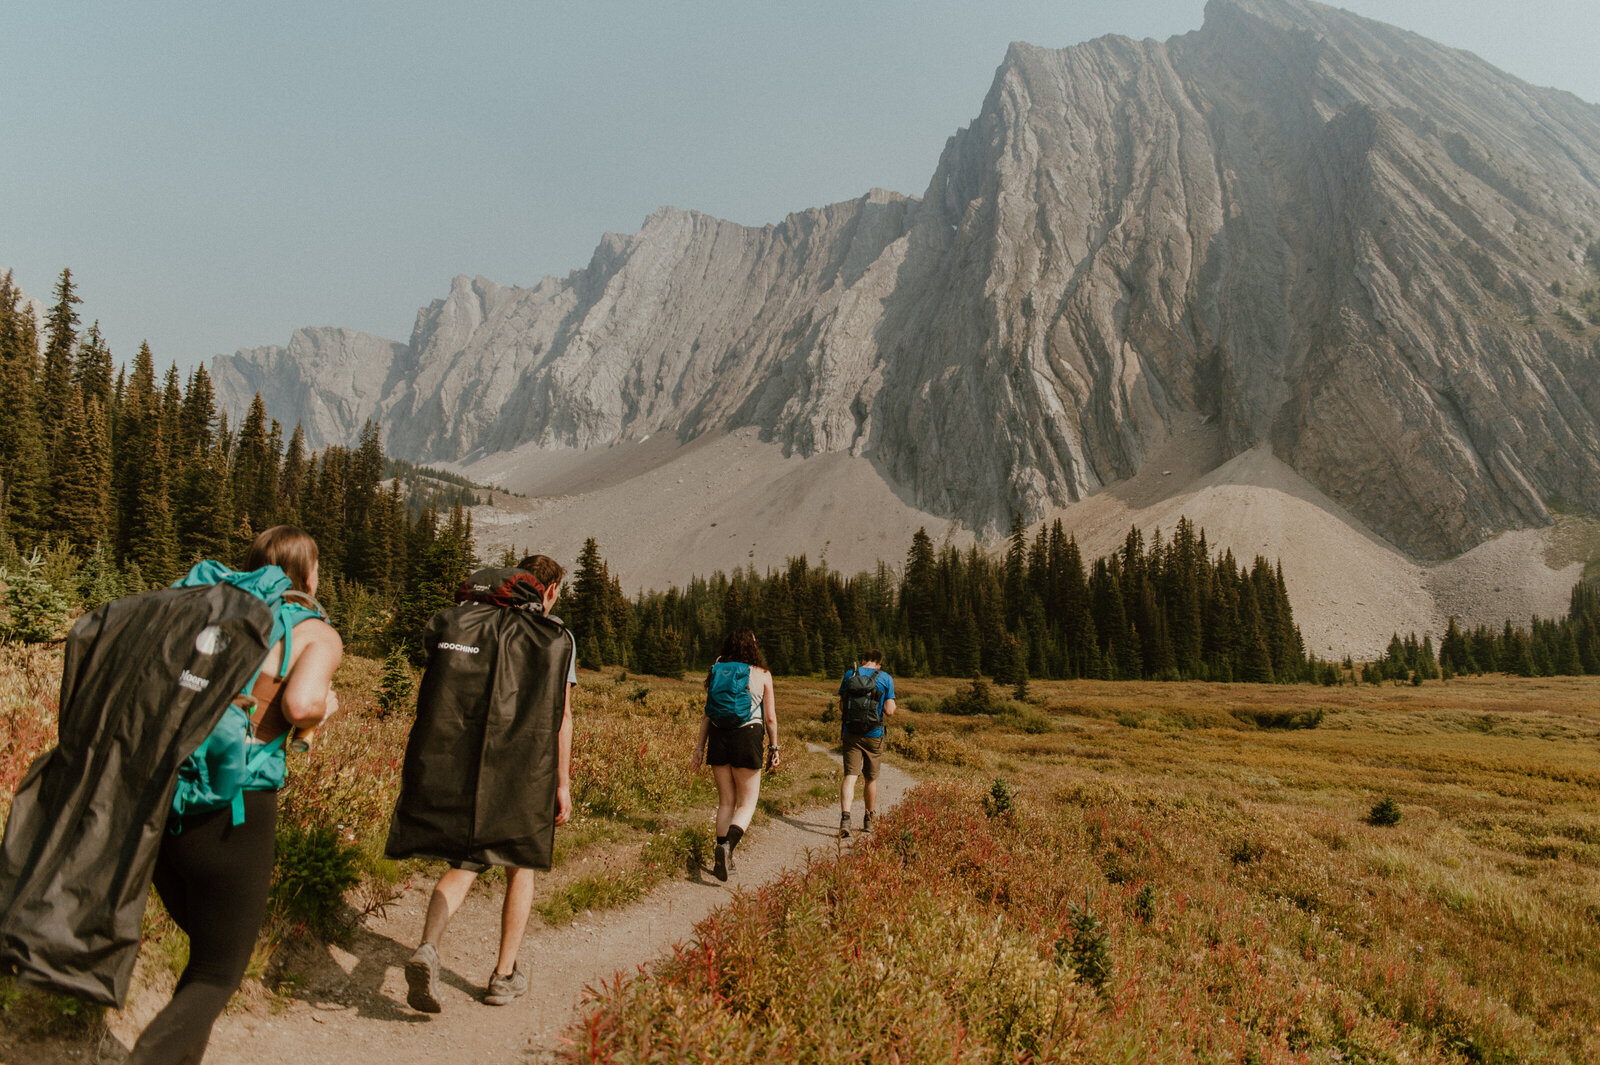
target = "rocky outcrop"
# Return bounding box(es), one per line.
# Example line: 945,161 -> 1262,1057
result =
214,0 -> 1600,557
211,328 -> 408,448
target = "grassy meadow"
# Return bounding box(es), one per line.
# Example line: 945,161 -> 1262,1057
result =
2,647 -> 1598,1062
572,674 -> 1600,1064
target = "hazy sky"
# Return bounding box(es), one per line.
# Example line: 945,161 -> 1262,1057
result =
3,0 -> 1597,369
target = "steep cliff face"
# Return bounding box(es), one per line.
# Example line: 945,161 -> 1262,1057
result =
211,328 -> 407,449
374,189 -> 918,462
214,0 -> 1600,557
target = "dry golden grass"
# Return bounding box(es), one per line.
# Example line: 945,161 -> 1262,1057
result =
735,671 -> 1600,1062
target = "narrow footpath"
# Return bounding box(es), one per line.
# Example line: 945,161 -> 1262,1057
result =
95,751 -> 913,1064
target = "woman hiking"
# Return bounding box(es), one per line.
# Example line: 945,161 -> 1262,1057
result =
129,526 -> 343,1065
691,629 -> 779,881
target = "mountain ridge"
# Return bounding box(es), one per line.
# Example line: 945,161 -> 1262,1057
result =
213,0 -> 1600,565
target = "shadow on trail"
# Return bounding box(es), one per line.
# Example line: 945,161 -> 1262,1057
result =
273,921 -> 432,1023
770,808 -> 845,842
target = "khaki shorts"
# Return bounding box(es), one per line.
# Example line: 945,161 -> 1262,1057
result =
842,732 -> 884,780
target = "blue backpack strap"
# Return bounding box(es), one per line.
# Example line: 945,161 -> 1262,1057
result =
229,732 -> 289,825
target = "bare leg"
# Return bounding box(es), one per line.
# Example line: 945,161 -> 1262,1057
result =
712,764 -> 737,835
840,773 -> 859,815
495,868 -> 537,976
730,766 -> 762,830
864,778 -> 879,814
420,867 -> 479,949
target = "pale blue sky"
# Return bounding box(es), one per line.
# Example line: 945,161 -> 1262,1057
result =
3,0 -> 1597,369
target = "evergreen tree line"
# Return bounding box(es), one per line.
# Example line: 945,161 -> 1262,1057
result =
9,268 -> 1599,683
561,515 -> 1325,683
1435,581 -> 1600,678
0,268 -> 477,657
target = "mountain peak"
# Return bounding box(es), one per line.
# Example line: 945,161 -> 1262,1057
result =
215,5 -> 1600,558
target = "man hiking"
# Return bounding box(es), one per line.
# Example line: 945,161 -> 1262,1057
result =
837,649 -> 895,839
385,554 -> 576,1012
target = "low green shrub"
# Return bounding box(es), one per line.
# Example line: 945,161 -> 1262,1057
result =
270,824 -> 361,936
940,676 -> 1001,715
1236,707 -> 1325,730
0,977 -> 106,1037
992,702 -> 1054,733
888,730 -> 984,767
540,825 -> 712,925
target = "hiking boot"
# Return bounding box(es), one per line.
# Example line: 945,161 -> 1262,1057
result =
484,963 -> 528,1006
712,841 -> 729,882
839,812 -> 852,840
862,810 -> 875,834
405,942 -> 442,1013
725,844 -> 737,876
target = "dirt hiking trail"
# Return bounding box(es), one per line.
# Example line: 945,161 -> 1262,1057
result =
81,750 -> 912,1065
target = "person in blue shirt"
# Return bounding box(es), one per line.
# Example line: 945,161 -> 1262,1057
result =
837,649 -> 896,839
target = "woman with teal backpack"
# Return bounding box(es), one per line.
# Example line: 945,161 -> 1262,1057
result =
130,526 -> 343,1065
690,629 -> 778,882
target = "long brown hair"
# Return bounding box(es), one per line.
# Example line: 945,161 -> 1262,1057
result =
244,525 -> 318,593
705,629 -> 767,689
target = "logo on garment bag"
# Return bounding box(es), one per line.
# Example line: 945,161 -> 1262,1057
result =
194,625 -> 229,655
438,643 -> 480,653
178,670 -> 211,692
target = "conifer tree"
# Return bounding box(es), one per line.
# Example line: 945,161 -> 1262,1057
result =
1003,511 -> 1028,627
176,437 -> 233,562
279,423 -> 308,523
0,272 -> 48,539
177,365 -> 217,463
230,394 -> 279,536
39,268 -> 81,464
72,322 -> 114,411
113,342 -> 162,561
569,537 -> 612,662
903,528 -> 937,638
50,397 -> 111,546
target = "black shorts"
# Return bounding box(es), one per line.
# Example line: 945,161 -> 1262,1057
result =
706,722 -> 766,770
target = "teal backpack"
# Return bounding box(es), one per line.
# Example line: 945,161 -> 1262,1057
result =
169,562 -> 323,827
704,661 -> 755,728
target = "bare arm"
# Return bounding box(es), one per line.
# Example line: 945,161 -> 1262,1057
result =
555,682 -> 573,825
763,671 -> 780,769
882,697 -> 897,717
690,716 -> 710,771
281,619 -> 343,727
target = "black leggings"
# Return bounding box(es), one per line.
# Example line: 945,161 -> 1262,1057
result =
129,789 -> 278,1065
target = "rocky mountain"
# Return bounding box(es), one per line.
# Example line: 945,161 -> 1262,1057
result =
211,328 -> 407,448
214,0 -> 1600,560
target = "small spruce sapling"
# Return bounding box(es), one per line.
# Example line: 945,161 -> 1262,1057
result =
1366,796 -> 1402,826
375,646 -> 415,718
0,551 -> 71,644
1056,902 -> 1113,992
983,777 -> 1016,818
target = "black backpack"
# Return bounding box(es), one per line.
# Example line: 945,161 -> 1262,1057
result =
842,668 -> 882,734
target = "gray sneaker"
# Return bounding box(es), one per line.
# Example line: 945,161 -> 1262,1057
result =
485,962 -> 528,1006
405,942 -> 442,1013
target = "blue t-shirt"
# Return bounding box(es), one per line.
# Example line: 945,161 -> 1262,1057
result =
838,666 -> 894,738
